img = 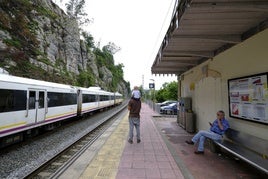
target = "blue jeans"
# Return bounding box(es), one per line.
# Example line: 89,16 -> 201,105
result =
192,130 -> 222,152
128,117 -> 140,140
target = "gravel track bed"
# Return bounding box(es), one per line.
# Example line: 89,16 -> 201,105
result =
0,103 -> 126,179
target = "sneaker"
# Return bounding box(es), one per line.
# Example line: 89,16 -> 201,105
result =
137,139 -> 141,143
194,151 -> 204,154
128,139 -> 133,144
185,140 -> 194,145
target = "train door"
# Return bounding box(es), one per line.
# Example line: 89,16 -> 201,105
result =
113,93 -> 116,105
96,94 -> 100,109
27,89 -> 46,123
77,89 -> 82,116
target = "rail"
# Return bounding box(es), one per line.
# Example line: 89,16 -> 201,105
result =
23,102 -> 127,178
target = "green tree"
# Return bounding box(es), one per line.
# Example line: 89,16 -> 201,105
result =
76,71 -> 94,87
165,81 -> 178,100
155,88 -> 165,102
92,42 -> 127,92
82,31 -> 94,48
65,0 -> 91,25
155,81 -> 178,102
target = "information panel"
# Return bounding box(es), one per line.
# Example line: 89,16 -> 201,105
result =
228,72 -> 268,124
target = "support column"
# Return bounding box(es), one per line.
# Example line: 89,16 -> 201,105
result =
177,75 -> 182,124
177,75 -> 181,99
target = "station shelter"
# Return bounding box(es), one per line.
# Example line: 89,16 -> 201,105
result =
151,0 -> 268,141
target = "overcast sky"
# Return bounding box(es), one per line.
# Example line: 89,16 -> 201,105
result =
54,0 -> 177,90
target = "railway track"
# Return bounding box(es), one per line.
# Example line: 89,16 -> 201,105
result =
23,104 -> 127,179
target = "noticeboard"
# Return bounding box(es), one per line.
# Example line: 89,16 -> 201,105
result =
228,72 -> 268,125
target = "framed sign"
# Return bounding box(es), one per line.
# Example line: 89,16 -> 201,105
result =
149,83 -> 155,89
228,72 -> 268,125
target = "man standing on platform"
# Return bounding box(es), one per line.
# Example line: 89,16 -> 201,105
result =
128,86 -> 142,144
185,110 -> 230,154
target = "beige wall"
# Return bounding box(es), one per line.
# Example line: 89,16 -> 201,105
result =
180,29 -> 268,140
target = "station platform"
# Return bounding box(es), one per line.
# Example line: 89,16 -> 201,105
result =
59,103 -> 263,179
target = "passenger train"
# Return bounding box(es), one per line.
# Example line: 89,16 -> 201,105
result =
0,73 -> 123,147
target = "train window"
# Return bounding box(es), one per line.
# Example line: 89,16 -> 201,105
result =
66,93 -> 77,105
47,92 -> 77,107
100,95 -> 108,101
82,94 -> 96,103
39,91 -> 44,109
0,89 -> 27,113
29,91 -> 36,109
116,95 -> 122,99
99,95 -> 103,101
91,95 -> 96,102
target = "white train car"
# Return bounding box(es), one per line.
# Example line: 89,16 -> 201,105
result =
115,92 -> 123,105
0,74 -> 123,147
98,90 -> 113,109
108,91 -> 116,106
0,74 -> 78,141
78,87 -> 99,115
84,87 -> 112,110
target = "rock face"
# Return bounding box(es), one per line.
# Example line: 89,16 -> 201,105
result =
33,0 -> 84,74
0,0 -> 129,95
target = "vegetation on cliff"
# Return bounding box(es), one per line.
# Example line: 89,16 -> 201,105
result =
0,0 -> 53,79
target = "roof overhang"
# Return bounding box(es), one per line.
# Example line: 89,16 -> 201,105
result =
151,0 -> 268,75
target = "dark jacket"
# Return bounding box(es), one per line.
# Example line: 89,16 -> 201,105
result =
128,98 -> 141,118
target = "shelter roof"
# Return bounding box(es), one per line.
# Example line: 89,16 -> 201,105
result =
151,0 -> 268,75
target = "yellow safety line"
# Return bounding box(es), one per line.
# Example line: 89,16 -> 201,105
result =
0,111 -> 76,131
262,154 -> 267,159
79,113 -> 129,179
45,111 -> 77,120
82,106 -> 96,111
0,121 -> 27,130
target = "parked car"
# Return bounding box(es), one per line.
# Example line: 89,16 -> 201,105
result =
160,102 -> 178,114
158,100 -> 177,107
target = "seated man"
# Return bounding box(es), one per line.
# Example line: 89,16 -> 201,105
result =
185,110 -> 230,154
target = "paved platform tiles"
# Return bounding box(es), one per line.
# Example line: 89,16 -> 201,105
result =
78,103 -> 183,179
79,111 -> 129,179
153,116 -> 265,179
60,103 -> 265,179
116,105 -> 184,179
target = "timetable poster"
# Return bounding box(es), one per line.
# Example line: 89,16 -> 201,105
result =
228,73 -> 268,124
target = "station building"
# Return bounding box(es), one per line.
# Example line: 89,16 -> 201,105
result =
151,1 -> 268,140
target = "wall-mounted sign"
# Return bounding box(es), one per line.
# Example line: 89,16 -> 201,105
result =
228,72 -> 268,125
149,83 -> 155,89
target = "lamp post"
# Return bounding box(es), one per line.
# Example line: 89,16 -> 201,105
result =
149,79 -> 155,110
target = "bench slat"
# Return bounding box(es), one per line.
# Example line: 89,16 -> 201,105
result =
225,129 -> 268,156
215,140 -> 268,174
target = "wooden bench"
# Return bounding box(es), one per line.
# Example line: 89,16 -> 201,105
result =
210,128 -> 268,174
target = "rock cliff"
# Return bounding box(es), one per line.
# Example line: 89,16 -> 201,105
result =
0,0 -> 129,95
